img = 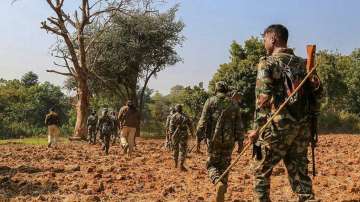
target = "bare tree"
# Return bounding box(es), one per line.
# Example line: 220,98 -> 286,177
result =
39,0 -> 131,139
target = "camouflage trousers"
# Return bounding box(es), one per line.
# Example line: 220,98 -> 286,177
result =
253,123 -> 314,202
206,151 -> 232,189
172,133 -> 188,165
88,127 -> 96,144
101,133 -> 111,155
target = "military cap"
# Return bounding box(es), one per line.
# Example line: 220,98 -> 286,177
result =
215,81 -> 229,93
174,104 -> 183,113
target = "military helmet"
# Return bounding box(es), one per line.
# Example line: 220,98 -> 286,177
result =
174,104 -> 183,113
215,81 -> 228,93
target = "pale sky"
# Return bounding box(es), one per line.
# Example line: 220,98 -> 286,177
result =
1,0 -> 360,94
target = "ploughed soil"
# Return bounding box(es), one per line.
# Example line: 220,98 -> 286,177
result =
0,134 -> 359,202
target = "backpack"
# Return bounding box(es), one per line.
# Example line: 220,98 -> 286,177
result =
101,116 -> 113,134
277,55 -> 310,120
209,97 -> 237,151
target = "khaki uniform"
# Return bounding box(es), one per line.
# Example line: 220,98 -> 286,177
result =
118,105 -> 140,157
45,112 -> 60,147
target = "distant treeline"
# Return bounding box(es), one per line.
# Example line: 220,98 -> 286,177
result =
1,40 -> 360,138
0,72 -> 73,139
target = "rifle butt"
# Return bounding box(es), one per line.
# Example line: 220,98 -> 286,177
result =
306,45 -> 316,73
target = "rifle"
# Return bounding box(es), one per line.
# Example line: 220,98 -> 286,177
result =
307,45 -> 318,177
188,142 -> 198,153
215,45 -> 318,185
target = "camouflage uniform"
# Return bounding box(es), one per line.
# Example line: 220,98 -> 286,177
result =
169,106 -> 193,170
97,110 -> 114,155
196,89 -> 244,202
110,112 -> 119,144
165,109 -> 174,150
253,48 -> 322,202
87,113 -> 98,144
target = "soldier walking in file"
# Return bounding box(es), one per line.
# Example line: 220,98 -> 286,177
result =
110,111 -> 119,145
165,107 -> 175,150
195,82 -> 244,202
169,104 -> 193,171
97,108 -> 114,155
45,107 -> 61,148
248,24 -> 322,202
87,110 -> 98,144
118,100 -> 140,158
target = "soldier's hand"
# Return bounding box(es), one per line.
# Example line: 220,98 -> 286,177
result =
237,143 -> 243,153
247,130 -> 259,143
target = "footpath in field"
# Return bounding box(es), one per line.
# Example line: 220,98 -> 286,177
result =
0,135 -> 360,201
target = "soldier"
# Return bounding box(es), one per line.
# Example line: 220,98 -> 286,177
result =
118,100 -> 140,157
248,24 -> 322,202
165,107 -> 175,150
97,108 -> 114,155
195,82 -> 244,202
87,110 -> 98,144
44,107 -> 61,148
169,104 -> 193,171
110,111 -> 119,145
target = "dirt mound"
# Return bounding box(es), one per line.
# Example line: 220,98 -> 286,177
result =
0,134 -> 359,201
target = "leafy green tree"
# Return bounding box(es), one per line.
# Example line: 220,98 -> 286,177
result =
21,71 -> 39,87
209,38 -> 265,128
0,74 -> 71,138
88,5 -> 184,114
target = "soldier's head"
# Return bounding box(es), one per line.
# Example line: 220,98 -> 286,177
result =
127,100 -> 134,108
91,110 -> 96,116
215,81 -> 229,94
230,91 -> 242,103
174,104 -> 183,113
262,24 -> 288,55
103,108 -> 108,116
170,107 -> 175,114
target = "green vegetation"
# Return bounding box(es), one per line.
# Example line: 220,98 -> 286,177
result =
2,40 -> 360,139
0,73 -> 72,139
0,136 -> 69,145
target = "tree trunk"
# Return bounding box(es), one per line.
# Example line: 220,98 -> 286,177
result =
139,69 -> 156,116
71,75 -> 89,140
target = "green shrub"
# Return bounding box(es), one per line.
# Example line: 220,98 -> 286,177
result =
319,110 -> 360,133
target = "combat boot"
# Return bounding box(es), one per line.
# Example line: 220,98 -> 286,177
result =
214,181 -> 226,202
179,164 -> 187,172
298,194 -> 319,202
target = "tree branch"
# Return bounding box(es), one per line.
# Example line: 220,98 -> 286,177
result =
46,69 -> 74,77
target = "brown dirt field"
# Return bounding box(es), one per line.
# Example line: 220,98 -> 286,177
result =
0,134 -> 360,202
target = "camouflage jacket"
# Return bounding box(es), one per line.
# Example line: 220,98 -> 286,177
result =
169,112 -> 192,137
97,115 -> 114,133
166,113 -> 175,132
87,115 -> 98,129
196,93 -> 244,151
254,48 -> 322,130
